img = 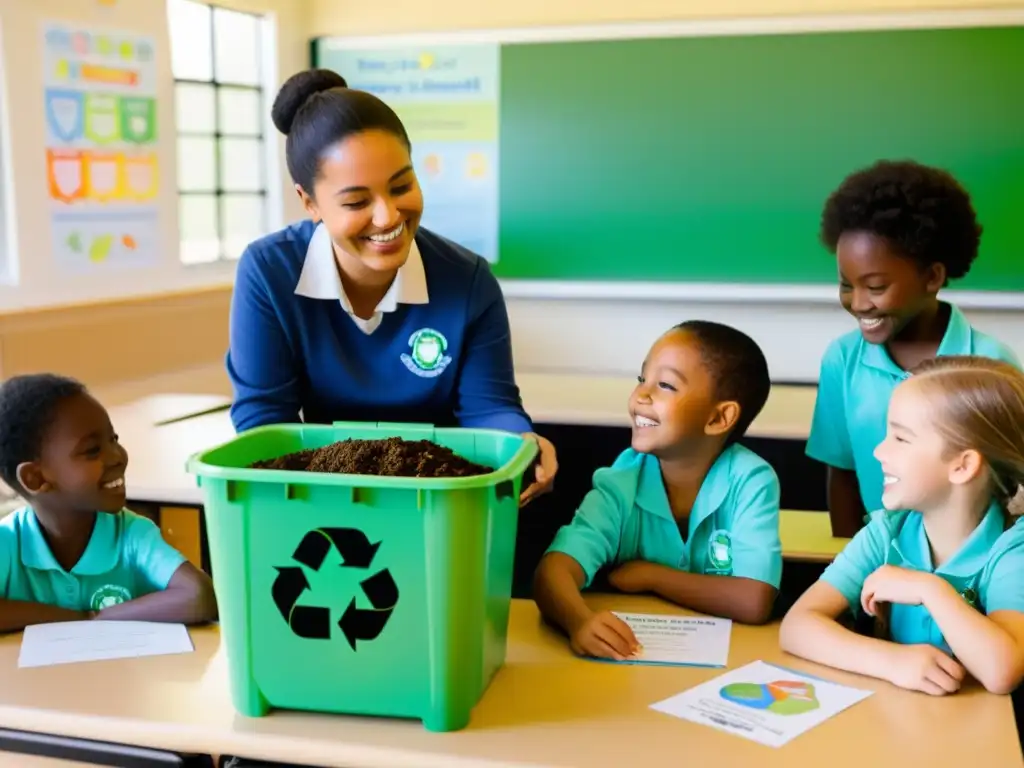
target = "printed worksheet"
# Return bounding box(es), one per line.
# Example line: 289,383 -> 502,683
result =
612,612 -> 731,667
650,660 -> 873,747
18,620 -> 194,668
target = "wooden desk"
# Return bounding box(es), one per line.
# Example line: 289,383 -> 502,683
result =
111,410 -> 831,572
517,373 -> 815,438
91,364 -> 231,409
111,379 -> 815,508
0,596 -> 1017,768
107,393 -> 230,427
116,409 -> 235,507
780,510 -> 850,563
89,364 -> 816,438
101,380 -> 819,578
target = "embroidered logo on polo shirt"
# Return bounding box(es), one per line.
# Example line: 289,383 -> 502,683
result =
706,529 -> 734,574
401,328 -> 452,378
90,583 -> 132,611
959,586 -> 979,609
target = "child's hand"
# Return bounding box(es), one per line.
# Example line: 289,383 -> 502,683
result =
570,610 -> 640,661
608,561 -> 655,593
886,644 -> 965,696
861,565 -> 941,614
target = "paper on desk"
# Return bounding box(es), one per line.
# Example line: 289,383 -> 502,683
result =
651,660 -> 872,748
612,612 -> 731,667
18,620 -> 194,668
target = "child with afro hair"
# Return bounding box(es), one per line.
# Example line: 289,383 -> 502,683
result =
807,160 -> 1020,538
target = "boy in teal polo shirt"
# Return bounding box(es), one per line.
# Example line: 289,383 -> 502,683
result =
534,321 -> 782,660
0,374 -> 217,633
808,160 -> 1019,538
782,356 -> 1024,696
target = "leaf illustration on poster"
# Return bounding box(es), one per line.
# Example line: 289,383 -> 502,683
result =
42,21 -> 160,270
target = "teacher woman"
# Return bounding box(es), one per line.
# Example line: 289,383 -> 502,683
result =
226,68 -> 557,503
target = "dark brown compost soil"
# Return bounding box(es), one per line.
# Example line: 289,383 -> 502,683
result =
250,437 -> 493,478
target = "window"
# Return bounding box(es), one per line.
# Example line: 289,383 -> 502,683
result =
168,0 -> 271,264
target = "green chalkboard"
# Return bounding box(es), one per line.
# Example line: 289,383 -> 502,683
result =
497,27 -> 1023,289
315,26 -> 1024,290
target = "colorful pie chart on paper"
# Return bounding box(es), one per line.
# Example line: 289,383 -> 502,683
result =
719,680 -> 820,716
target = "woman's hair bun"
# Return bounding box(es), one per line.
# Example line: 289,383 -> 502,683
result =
270,68 -> 348,135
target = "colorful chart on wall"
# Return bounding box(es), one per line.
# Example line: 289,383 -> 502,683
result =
317,43 -> 499,263
42,22 -> 160,271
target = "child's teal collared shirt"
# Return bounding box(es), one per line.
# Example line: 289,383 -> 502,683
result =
821,502 -> 1024,652
806,303 -> 1020,513
547,443 -> 782,589
0,507 -> 186,612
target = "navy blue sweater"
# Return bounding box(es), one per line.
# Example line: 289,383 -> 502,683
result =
226,221 -> 533,434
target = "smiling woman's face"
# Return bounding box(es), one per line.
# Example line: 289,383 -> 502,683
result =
300,129 -> 424,279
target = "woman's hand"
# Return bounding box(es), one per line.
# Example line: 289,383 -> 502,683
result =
520,432 -> 557,506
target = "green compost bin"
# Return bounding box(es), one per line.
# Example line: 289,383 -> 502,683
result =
185,421 -> 538,732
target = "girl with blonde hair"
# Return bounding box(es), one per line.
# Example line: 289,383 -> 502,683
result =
781,355 -> 1024,696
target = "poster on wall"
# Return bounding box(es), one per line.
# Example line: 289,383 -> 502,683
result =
42,22 -> 160,271
317,42 -> 500,263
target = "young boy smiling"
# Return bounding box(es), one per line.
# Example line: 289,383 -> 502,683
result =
0,374 -> 217,632
534,321 -> 782,660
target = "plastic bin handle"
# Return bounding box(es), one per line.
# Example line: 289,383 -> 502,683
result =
332,421 -> 437,439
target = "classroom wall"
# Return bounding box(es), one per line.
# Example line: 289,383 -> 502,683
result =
310,0 -> 1024,382
0,0 -> 307,388
2,0 -> 1021,392
310,0 -> 1024,34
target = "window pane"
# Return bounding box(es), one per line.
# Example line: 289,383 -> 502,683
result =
168,0 -> 212,81
177,136 -> 217,192
217,87 -> 261,136
221,194 -> 265,259
219,137 -> 262,192
175,82 -> 215,133
213,8 -> 260,86
179,194 -> 219,264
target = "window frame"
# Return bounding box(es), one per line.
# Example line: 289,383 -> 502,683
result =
171,0 -> 272,265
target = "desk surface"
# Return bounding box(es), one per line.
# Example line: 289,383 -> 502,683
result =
113,408 -> 234,506
114,393 -> 230,426
779,510 -> 849,563
0,596 -> 1018,768
517,373 -> 815,438
96,367 -> 815,436
112,376 -> 815,506
112,398 -> 833,561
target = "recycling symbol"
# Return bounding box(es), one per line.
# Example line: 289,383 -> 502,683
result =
271,527 -> 399,650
